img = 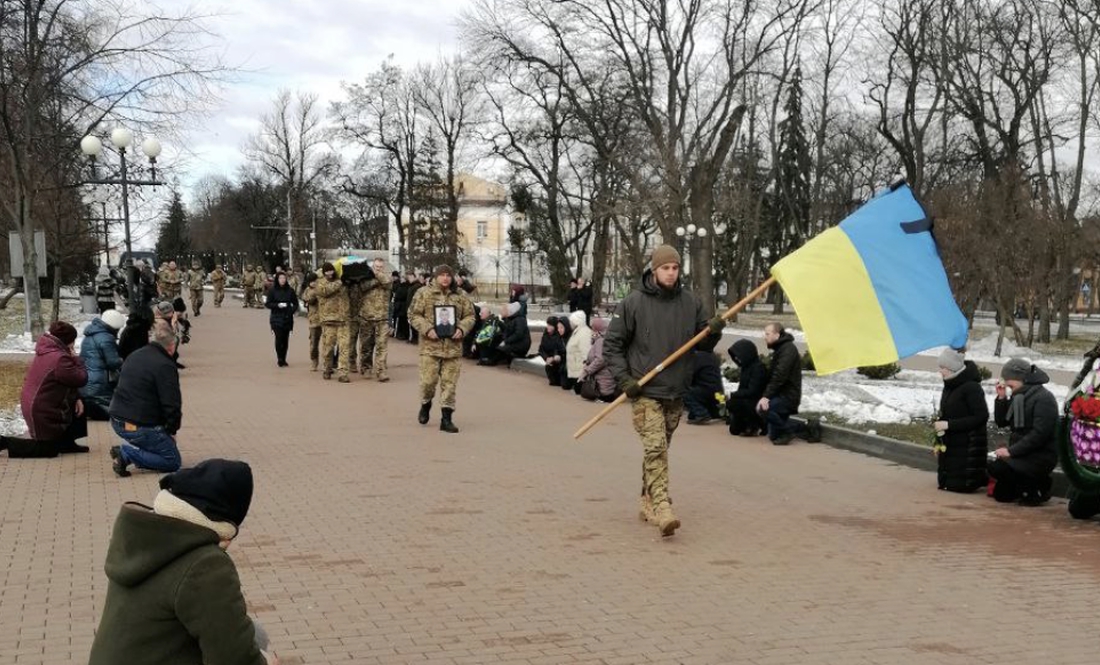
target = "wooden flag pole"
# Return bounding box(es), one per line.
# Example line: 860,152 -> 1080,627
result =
573,276 -> 777,440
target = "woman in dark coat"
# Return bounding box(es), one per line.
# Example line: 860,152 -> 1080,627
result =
3,322 -> 89,458
989,358 -> 1059,504
933,350 -> 989,493
265,272 -> 299,367
538,316 -> 565,386
727,339 -> 767,436
117,308 -> 154,360
482,301 -> 530,366
556,317 -> 574,391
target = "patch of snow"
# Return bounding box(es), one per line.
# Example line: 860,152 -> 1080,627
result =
0,408 -> 27,437
0,303 -> 97,354
919,332 -> 1085,372
725,327 -> 806,342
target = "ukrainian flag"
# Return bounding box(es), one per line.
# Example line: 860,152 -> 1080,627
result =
771,183 -> 967,375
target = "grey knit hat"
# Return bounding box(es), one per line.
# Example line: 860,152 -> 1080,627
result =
1001,358 -> 1031,382
938,348 -> 965,375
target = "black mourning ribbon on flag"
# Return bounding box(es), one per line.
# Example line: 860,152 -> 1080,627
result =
900,216 -> 933,234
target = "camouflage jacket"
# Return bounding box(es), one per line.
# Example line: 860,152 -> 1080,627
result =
313,273 -> 350,324
408,283 -> 475,359
163,269 -> 182,289
357,272 -> 392,321
242,270 -> 255,288
187,269 -> 204,290
210,269 -> 226,285
301,285 -> 321,327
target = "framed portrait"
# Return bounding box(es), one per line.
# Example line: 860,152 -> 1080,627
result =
434,305 -> 457,339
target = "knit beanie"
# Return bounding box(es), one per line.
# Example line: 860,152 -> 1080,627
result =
1001,358 -> 1031,382
159,459 -> 254,528
434,264 -> 454,278
155,300 -> 174,317
651,244 -> 681,270
937,348 -> 966,377
100,309 -> 126,332
49,321 -> 78,346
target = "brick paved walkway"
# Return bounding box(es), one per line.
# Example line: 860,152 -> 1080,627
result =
2,304 -> 1099,665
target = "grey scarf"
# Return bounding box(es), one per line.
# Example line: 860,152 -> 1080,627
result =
1009,385 -> 1031,428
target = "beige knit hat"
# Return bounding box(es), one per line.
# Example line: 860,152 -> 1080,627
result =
651,244 -> 681,270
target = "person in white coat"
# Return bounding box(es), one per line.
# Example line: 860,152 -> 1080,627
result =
565,310 -> 593,395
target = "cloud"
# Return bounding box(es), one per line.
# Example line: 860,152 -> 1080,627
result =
180,0 -> 472,197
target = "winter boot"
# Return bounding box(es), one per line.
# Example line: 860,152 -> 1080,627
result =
322,370 -> 332,380
109,445 -> 131,477
418,401 -> 432,425
804,417 -> 823,443
338,374 -> 350,383
440,408 -> 459,434
638,495 -> 656,523
56,441 -> 90,454
654,501 -> 680,537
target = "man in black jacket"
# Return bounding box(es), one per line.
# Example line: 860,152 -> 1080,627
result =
604,244 -> 725,537
108,321 -> 183,477
575,277 -> 594,324
684,349 -> 723,424
757,323 -> 820,445
989,358 -> 1059,505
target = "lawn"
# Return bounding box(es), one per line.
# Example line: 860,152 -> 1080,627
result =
0,361 -> 28,410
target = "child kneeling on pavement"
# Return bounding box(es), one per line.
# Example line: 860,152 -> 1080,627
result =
88,459 -> 280,665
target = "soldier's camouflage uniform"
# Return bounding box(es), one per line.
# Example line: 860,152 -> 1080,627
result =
408,282 -> 475,409
314,272 -> 351,380
241,267 -> 256,308
356,270 -> 392,380
210,268 -> 226,307
159,266 -> 182,301
347,281 -> 364,372
301,283 -> 322,370
187,264 -> 205,315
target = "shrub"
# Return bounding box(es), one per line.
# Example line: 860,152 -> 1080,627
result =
976,364 -> 993,381
857,362 -> 901,380
801,351 -> 815,372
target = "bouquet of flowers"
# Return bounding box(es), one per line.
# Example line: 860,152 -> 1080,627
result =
1069,393 -> 1100,468
930,400 -> 946,455
714,392 -> 728,421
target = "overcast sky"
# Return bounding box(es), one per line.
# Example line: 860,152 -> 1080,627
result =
177,0 -> 471,197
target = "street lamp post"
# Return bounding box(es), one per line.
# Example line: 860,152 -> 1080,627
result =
675,224 -> 707,281
80,129 -> 164,311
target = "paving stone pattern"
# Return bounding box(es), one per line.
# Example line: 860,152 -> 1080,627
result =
2,306 -> 1098,664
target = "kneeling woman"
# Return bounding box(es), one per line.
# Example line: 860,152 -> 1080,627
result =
933,349 -> 989,493
2,322 -> 89,458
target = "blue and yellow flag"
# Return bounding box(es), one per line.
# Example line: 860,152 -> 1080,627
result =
771,183 -> 967,375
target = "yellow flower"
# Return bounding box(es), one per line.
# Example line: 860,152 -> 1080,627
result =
715,392 -> 726,404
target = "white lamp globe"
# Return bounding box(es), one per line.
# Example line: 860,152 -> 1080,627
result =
141,137 -> 162,159
675,227 -> 686,237
686,224 -> 697,234
80,135 -> 103,157
697,228 -> 708,238
111,127 -> 133,149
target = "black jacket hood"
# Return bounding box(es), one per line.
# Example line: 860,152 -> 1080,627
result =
729,339 -> 760,367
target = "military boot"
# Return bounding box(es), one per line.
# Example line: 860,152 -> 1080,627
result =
654,501 -> 680,537
338,374 -> 350,383
418,401 -> 432,425
440,407 -> 459,434
638,495 -> 656,523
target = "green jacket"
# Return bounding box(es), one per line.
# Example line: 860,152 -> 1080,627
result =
408,282 -> 475,359
88,504 -> 265,665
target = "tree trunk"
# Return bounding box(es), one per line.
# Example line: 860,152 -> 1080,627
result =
590,217 -> 610,308
51,261 -> 62,323
1038,299 -> 1051,344
20,194 -> 45,337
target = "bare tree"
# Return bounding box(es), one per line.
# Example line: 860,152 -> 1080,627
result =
0,0 -> 225,335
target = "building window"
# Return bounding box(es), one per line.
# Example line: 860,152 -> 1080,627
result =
476,220 -> 488,242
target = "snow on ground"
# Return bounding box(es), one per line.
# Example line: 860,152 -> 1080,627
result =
723,365 -> 1070,427
0,408 -> 27,437
920,331 -> 1086,372
0,300 -> 97,354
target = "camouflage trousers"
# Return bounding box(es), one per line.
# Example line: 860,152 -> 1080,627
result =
419,355 -> 461,409
347,319 -> 360,368
213,285 -> 225,307
243,287 -> 255,307
308,326 -> 321,369
359,319 -> 389,378
189,288 -> 203,314
320,323 -> 350,378
632,396 -> 683,508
